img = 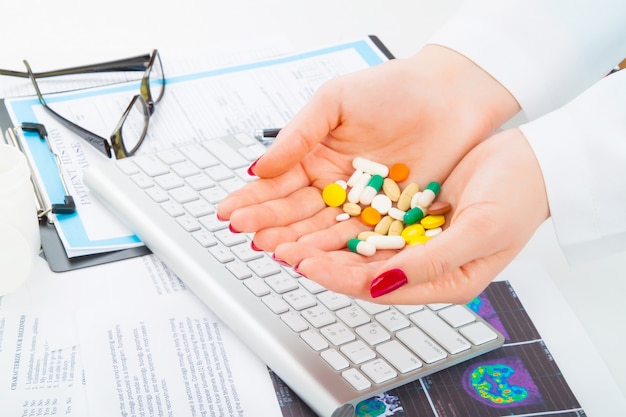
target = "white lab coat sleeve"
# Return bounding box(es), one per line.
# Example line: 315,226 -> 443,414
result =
520,69 -> 626,263
427,0 -> 626,120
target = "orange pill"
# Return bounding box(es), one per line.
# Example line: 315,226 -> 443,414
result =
389,163 -> 410,182
361,206 -> 382,226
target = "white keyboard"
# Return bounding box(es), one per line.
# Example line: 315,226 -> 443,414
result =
83,134 -> 505,417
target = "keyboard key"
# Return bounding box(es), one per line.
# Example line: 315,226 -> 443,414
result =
376,309 -> 410,332
161,201 -> 185,217
300,330 -> 328,351
175,214 -> 201,232
459,322 -> 498,345
361,359 -> 397,384
262,294 -> 289,314
280,312 -> 309,333
171,160 -> 201,177
283,289 -> 317,310
356,299 -> 389,315
230,242 -> 264,262
248,256 -> 282,277
317,292 -> 351,311
199,214 -> 228,232
396,327 -> 447,364
179,143 -> 219,168
226,261 -> 252,279
184,199 -> 214,218
321,349 -> 350,371
341,368 -> 371,391
156,148 -> 186,165
376,340 -> 422,374
355,322 -> 390,346
205,164 -> 234,181
320,323 -> 356,346
301,305 -> 335,328
130,172 -> 154,189
169,185 -> 199,204
438,305 -> 476,328
243,277 -> 271,297
154,173 -> 185,190
191,229 -> 218,247
200,186 -> 228,204
214,229 -> 248,247
203,138 -> 248,169
208,245 -> 234,263
336,305 -> 370,328
265,273 -> 299,294
340,340 -> 375,364
145,187 -> 169,203
185,173 -> 215,191
134,154 -> 169,176
220,177 -> 246,193
116,159 -> 140,175
410,310 -> 471,355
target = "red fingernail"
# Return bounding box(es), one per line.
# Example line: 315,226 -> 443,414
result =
272,253 -> 290,267
250,240 -> 262,252
229,224 -> 240,233
247,156 -> 262,176
294,264 -> 308,279
216,213 -> 227,221
370,269 -> 408,298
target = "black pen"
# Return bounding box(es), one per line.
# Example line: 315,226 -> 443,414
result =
254,128 -> 281,145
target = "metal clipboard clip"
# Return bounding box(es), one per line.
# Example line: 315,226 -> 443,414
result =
4,122 -> 76,222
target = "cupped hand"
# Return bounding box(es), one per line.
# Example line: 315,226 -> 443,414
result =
272,128 -> 550,305
217,44 -> 519,252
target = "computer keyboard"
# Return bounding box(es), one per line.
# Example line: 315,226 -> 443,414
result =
83,133 -> 505,417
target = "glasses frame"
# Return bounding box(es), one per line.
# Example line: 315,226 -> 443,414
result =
12,50 -> 164,159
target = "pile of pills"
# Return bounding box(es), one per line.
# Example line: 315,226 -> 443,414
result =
321,157 -> 451,256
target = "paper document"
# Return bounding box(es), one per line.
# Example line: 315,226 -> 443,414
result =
3,36 -> 391,257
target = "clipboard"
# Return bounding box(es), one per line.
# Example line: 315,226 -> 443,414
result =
0,99 -> 150,272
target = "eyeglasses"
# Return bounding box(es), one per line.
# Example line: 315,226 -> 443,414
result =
1,50 -> 165,159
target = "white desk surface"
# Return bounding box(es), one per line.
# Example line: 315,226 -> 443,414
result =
2,0 -> 625,409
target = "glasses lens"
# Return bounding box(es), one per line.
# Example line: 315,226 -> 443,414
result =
148,52 -> 165,105
120,96 -> 149,155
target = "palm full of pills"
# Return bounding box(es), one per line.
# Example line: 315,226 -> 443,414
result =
321,157 -> 451,256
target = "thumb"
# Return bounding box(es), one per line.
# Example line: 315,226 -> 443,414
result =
251,83 -> 341,178
369,215 -> 509,304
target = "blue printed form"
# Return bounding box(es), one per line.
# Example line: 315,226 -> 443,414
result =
4,37 -> 391,257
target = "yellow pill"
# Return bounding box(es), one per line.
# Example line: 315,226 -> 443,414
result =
343,202 -> 362,216
374,215 -> 394,235
408,235 -> 431,245
397,182 -> 420,211
388,219 -> 405,236
382,178 -> 401,202
401,224 -> 425,243
420,215 -> 446,229
361,206 -> 382,226
358,231 -> 381,241
322,183 -> 347,207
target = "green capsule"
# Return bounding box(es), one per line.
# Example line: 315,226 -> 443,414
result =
403,206 -> 426,225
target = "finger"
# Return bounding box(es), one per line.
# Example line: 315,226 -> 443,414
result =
217,166 -> 309,219
252,83 -> 340,178
368,212 -> 513,304
229,186 -> 327,233
251,206 -> 343,251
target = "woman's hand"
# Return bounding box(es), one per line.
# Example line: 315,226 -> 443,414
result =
272,128 -> 550,305
217,45 -> 519,254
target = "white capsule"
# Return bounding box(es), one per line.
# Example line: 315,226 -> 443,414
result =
335,179 -> 348,190
410,191 -> 423,209
388,207 -> 406,221
336,212 -> 351,222
371,194 -> 392,215
346,169 -> 364,187
348,238 -> 377,256
366,235 -> 406,250
352,157 -> 389,178
417,189 -> 437,208
359,186 -> 378,205
347,173 -> 371,203
425,227 -> 442,237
